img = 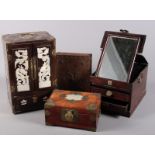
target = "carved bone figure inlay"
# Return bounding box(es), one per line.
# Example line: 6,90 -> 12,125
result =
15,49 -> 30,92
37,47 -> 51,88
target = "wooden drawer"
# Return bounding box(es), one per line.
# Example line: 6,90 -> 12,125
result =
101,99 -> 129,114
13,90 -> 52,113
91,86 -> 130,102
13,96 -> 35,113
90,76 -> 131,93
101,101 -> 128,113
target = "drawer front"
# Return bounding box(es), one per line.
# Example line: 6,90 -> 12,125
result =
90,76 -> 131,93
13,95 -> 42,114
101,100 -> 129,114
91,86 -> 130,102
13,90 -> 52,114
13,96 -> 34,113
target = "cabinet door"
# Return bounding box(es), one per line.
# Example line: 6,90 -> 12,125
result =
33,42 -> 54,90
7,43 -> 34,93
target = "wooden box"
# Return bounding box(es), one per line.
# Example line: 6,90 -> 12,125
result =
90,30 -> 148,117
2,31 -> 57,114
44,89 -> 101,131
56,52 -> 92,91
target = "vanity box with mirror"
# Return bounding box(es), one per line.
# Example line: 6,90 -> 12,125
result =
90,30 -> 148,117
2,31 -> 57,114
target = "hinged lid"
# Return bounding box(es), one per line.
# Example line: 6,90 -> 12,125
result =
100,30 -> 146,54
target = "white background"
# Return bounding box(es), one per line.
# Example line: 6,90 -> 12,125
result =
0,0 -> 155,155
0,20 -> 154,135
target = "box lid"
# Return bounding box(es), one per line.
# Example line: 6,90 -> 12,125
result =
56,52 -> 92,92
45,89 -> 101,114
100,30 -> 146,54
2,31 -> 55,43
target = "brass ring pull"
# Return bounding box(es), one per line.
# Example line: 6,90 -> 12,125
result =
106,90 -> 113,97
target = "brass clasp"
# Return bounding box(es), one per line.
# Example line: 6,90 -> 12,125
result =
64,110 -> 74,122
61,109 -> 78,123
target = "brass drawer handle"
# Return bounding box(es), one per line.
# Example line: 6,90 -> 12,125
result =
106,90 -> 113,97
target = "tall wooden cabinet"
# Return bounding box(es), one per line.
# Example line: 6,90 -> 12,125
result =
2,31 -> 56,114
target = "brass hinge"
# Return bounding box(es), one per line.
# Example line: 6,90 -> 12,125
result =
138,73 -> 143,84
10,86 -> 15,92
53,79 -> 57,87
8,54 -> 12,62
86,103 -> 97,111
52,49 -> 56,56
32,96 -> 38,103
45,99 -> 55,109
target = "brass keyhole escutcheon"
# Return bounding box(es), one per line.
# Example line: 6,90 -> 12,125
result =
64,110 -> 74,122
106,90 -> 113,97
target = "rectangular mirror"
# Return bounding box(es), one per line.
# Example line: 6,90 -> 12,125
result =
96,32 -> 141,82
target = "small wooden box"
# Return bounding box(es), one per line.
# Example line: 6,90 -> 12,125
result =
2,31 -> 56,114
90,30 -> 148,117
56,52 -> 92,91
44,89 -> 101,131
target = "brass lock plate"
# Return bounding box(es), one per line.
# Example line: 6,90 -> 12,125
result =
61,109 -> 79,123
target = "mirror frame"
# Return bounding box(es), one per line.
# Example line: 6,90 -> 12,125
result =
95,31 -> 142,82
